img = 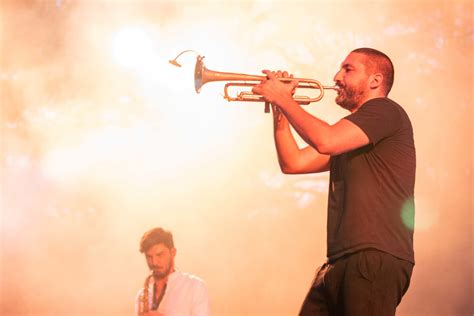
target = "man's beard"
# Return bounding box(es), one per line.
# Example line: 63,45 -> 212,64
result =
150,260 -> 173,280
335,84 -> 365,112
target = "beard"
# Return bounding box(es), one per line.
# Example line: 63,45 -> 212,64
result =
335,83 -> 365,112
149,259 -> 173,280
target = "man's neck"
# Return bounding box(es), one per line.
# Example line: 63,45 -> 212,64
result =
154,269 -> 175,288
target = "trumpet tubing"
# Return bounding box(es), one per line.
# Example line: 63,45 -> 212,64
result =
169,51 -> 336,112
194,56 -> 336,106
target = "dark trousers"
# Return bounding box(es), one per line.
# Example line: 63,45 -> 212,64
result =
299,249 -> 414,316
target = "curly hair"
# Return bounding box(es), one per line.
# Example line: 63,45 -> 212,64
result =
139,227 -> 174,253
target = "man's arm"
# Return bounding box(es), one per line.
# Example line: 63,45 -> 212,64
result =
272,105 -> 330,174
253,71 -> 370,156
279,99 -> 369,156
191,281 -> 211,316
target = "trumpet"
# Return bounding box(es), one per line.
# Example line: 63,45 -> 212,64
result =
138,272 -> 154,316
169,50 -> 337,112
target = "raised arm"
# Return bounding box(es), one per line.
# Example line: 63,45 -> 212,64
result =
272,105 -> 330,174
253,71 -> 370,157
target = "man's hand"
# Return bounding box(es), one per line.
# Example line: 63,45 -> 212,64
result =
252,70 -> 299,106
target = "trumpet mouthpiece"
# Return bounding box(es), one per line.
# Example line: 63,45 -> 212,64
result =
169,59 -> 182,67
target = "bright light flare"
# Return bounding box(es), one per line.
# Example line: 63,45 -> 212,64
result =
112,26 -> 155,70
412,196 -> 440,231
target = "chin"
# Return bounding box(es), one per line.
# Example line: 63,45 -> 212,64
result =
337,100 -> 357,112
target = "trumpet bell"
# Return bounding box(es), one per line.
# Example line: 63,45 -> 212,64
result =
168,51 -> 338,112
194,56 -> 205,93
194,55 -> 265,94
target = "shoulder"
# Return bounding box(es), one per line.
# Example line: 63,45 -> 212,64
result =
345,97 -> 410,144
345,97 -> 400,127
361,97 -> 411,119
359,97 -> 402,113
172,271 -> 207,287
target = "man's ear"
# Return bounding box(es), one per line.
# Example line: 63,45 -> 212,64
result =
171,247 -> 177,257
369,73 -> 383,90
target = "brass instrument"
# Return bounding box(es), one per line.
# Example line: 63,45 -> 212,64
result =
138,273 -> 154,316
169,50 -> 337,112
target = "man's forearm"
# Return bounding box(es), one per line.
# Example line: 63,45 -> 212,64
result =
274,118 -> 301,173
276,97 -> 332,154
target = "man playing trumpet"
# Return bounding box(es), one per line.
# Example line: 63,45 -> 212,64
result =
135,227 -> 211,316
252,48 -> 416,315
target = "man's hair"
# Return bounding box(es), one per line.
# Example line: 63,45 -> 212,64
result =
139,227 -> 174,253
352,47 -> 395,95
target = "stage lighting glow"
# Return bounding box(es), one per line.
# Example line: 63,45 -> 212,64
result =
41,125 -> 154,184
401,196 -> 440,231
112,26 -> 154,70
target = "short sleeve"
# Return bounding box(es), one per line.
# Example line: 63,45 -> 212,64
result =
344,98 -> 402,145
191,280 -> 211,316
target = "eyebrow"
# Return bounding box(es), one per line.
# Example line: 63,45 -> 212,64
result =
341,63 -> 354,69
147,249 -> 165,257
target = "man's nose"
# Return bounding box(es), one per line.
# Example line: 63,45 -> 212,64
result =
333,69 -> 342,83
151,257 -> 160,266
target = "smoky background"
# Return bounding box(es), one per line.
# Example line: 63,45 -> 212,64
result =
0,0 -> 472,315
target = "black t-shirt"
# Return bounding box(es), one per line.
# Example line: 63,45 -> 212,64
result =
327,97 -> 416,264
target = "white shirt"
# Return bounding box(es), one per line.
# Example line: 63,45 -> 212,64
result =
135,271 -> 211,316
